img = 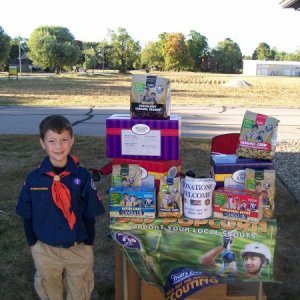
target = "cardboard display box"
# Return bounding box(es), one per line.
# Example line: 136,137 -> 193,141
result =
109,186 -> 156,218
130,74 -> 171,119
106,114 -> 181,160
112,158 -> 181,194
210,154 -> 274,189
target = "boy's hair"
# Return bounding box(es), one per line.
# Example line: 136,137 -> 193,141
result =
39,115 -> 73,140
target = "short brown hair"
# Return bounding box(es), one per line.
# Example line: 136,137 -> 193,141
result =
39,115 -> 73,140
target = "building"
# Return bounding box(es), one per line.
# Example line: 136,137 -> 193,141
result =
243,60 -> 300,76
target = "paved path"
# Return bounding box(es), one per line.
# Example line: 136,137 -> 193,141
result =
0,105 -> 299,140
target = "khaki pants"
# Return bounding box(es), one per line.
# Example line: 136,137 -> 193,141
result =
30,241 -> 94,300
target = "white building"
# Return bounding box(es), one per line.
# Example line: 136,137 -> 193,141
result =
243,60 -> 300,76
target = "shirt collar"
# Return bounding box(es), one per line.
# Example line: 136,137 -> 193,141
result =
39,155 -> 80,176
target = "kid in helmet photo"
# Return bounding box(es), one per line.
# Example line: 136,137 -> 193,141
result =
241,242 -> 271,278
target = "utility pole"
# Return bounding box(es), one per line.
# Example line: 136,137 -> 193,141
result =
18,38 -> 22,76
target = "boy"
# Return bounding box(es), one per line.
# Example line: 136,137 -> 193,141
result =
241,242 -> 271,278
16,115 -> 105,300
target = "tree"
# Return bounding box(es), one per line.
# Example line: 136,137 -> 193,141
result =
28,26 -> 80,74
163,32 -> 192,71
0,26 -> 11,67
212,38 -> 242,74
110,28 -> 141,73
253,42 -> 276,61
187,30 -> 209,71
141,41 -> 164,70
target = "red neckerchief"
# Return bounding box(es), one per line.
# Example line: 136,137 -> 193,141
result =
45,170 -> 76,230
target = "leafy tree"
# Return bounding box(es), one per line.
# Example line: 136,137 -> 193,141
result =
0,26 -> 11,67
110,28 -> 141,73
141,41 -> 164,70
212,38 -> 242,73
9,37 -> 29,61
253,42 -> 276,61
187,30 -> 208,71
28,26 -> 80,74
163,32 -> 192,71
83,47 -> 97,69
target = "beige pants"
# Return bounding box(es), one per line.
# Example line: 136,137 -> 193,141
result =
30,241 -> 94,300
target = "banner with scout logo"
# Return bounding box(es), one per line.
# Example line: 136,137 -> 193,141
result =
110,217 -> 277,298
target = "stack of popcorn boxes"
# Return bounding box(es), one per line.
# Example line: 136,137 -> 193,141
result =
211,111 -> 280,223
107,74 -> 182,219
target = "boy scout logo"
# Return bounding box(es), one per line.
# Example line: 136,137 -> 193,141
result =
91,179 -> 96,190
73,178 -> 81,185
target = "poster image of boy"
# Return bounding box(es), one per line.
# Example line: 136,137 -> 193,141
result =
240,200 -> 247,211
168,188 -> 179,209
134,197 -> 144,207
255,182 -> 264,193
232,197 -> 241,210
160,191 -> 171,208
246,124 -> 259,141
224,195 -> 234,209
120,193 -> 131,206
260,190 -> 270,206
199,232 -> 237,275
241,243 -> 271,278
140,87 -> 151,103
149,92 -> 157,104
121,177 -> 128,187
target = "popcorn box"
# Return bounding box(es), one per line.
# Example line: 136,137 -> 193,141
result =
213,187 -> 263,223
130,74 -> 171,119
109,186 -> 156,218
106,114 -> 181,160
112,158 -> 181,194
210,154 -> 274,189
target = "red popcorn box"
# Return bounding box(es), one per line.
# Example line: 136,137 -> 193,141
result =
213,187 -> 263,223
112,158 -> 182,194
106,114 -> 181,160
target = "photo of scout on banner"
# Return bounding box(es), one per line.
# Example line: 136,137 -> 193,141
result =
110,217 -> 277,299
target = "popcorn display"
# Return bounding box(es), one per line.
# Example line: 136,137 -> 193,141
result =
213,187 -> 263,223
245,168 -> 276,219
210,154 -> 274,189
109,186 -> 156,218
236,111 -> 280,160
106,114 -> 180,160
130,74 -> 171,119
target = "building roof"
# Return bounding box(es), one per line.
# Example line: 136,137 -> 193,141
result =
280,0 -> 300,10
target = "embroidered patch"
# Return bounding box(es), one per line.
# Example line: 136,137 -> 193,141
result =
91,178 -> 97,190
74,178 -> 81,185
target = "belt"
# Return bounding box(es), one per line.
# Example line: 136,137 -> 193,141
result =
53,241 -> 84,248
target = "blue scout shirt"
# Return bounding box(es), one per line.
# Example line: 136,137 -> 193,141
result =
16,155 -> 105,246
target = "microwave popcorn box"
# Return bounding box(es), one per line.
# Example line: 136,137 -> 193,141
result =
106,114 -> 180,160
109,186 -> 156,218
112,158 -> 181,194
130,74 -> 171,119
210,154 -> 274,189
213,187 -> 263,223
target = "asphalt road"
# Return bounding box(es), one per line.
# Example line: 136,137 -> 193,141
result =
0,105 -> 299,140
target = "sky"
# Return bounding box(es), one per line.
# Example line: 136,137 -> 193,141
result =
1,0 -> 299,56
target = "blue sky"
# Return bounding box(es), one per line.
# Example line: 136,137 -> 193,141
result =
1,0 -> 299,56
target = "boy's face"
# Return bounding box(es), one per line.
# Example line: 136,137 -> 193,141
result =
40,129 -> 74,167
243,255 -> 263,276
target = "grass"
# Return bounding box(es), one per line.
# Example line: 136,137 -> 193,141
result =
0,70 -> 299,107
0,135 -> 300,299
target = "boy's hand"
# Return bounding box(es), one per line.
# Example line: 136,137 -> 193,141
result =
223,235 -> 234,248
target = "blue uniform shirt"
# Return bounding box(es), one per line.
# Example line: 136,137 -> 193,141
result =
16,156 -> 105,246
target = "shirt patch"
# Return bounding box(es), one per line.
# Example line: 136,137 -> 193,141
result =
74,178 -> 81,185
30,187 -> 49,191
91,178 -> 96,190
